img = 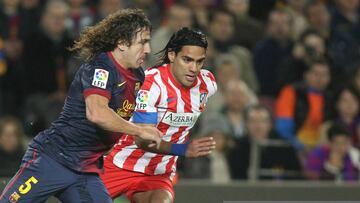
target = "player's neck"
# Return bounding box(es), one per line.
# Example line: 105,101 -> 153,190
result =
111,50 -> 129,70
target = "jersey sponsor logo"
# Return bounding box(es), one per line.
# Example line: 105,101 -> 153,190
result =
162,112 -> 199,127
116,100 -> 135,118
92,69 -> 109,89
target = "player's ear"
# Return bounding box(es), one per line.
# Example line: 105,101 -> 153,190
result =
117,40 -> 128,51
168,51 -> 175,63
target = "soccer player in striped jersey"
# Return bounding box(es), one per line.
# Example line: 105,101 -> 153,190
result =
100,27 -> 217,203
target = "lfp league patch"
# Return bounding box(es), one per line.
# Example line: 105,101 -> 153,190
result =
92,69 -> 109,89
136,90 -> 150,110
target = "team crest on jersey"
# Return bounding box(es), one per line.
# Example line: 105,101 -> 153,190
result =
9,191 -> 20,203
200,92 -> 208,109
92,69 -> 109,89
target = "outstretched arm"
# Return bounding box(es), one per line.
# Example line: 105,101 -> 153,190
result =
85,94 -> 162,144
135,126 -> 216,157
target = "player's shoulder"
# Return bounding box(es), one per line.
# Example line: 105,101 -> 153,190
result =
199,69 -> 216,82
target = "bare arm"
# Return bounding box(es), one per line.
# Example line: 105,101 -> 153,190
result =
135,124 -> 215,157
85,94 -> 161,142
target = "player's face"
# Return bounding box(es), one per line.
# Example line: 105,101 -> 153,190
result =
119,28 -> 151,69
168,45 -> 206,87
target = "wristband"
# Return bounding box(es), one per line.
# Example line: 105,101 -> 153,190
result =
170,143 -> 188,156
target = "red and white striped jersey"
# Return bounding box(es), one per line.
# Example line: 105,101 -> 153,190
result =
106,64 -> 217,180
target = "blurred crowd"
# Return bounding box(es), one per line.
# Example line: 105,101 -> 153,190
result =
1,0 -> 360,183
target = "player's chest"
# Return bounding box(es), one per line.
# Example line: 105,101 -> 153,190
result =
110,77 -> 142,119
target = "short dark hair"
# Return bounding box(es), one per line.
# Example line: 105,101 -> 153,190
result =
244,104 -> 273,122
327,123 -> 351,141
70,8 -> 151,61
208,7 -> 236,24
155,27 -> 208,67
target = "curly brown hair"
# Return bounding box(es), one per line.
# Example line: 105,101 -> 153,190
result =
70,8 -> 151,61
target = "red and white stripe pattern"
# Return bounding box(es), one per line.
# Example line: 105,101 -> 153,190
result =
108,64 -> 217,180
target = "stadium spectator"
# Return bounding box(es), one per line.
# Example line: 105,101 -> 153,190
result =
305,123 -> 360,181
219,79 -> 257,140
277,29 -> 328,89
284,0 -> 308,40
319,86 -> 360,148
275,59 -> 332,153
186,0 -> 211,31
304,0 -> 331,40
94,0 -> 124,22
208,8 -> 258,92
147,3 -> 193,67
66,0 -> 95,39
22,0 -> 73,131
224,0 -> 264,50
228,104 -> 301,180
253,9 -> 293,97
182,113 -> 233,183
329,0 -> 360,71
0,116 -> 26,177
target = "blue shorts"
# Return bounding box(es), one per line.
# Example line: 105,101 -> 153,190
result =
0,147 -> 111,203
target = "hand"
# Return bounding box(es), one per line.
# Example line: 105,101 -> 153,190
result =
137,125 -> 163,148
185,137 -> 216,158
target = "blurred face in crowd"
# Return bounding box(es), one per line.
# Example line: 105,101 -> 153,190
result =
337,89 -> 359,119
330,134 -> 351,157
118,28 -> 151,69
42,1 -> 69,38
225,0 -> 249,17
168,45 -> 206,87
0,122 -> 22,153
306,3 -> 330,29
303,33 -> 326,57
69,0 -> 86,7
336,0 -> 359,12
304,63 -> 330,91
186,0 -> 209,9
3,0 -> 19,9
21,0 -> 40,9
246,108 -> 272,142
216,61 -> 240,90
267,11 -> 291,41
288,0 -> 306,12
224,80 -> 249,112
99,0 -> 123,17
354,68 -> 360,91
209,12 -> 234,42
168,5 -> 193,32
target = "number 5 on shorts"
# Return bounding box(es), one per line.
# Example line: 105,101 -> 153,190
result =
19,176 -> 38,194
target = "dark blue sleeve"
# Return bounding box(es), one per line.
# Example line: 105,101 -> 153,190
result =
81,64 -> 115,100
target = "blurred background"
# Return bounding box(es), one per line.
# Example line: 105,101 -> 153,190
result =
1,0 -> 360,202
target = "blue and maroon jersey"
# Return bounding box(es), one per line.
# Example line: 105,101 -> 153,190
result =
30,52 -> 144,173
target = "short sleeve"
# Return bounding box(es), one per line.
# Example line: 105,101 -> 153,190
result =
82,64 -> 114,100
200,69 -> 217,97
132,70 -> 161,124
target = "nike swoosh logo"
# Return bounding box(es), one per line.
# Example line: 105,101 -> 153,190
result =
117,81 -> 127,87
